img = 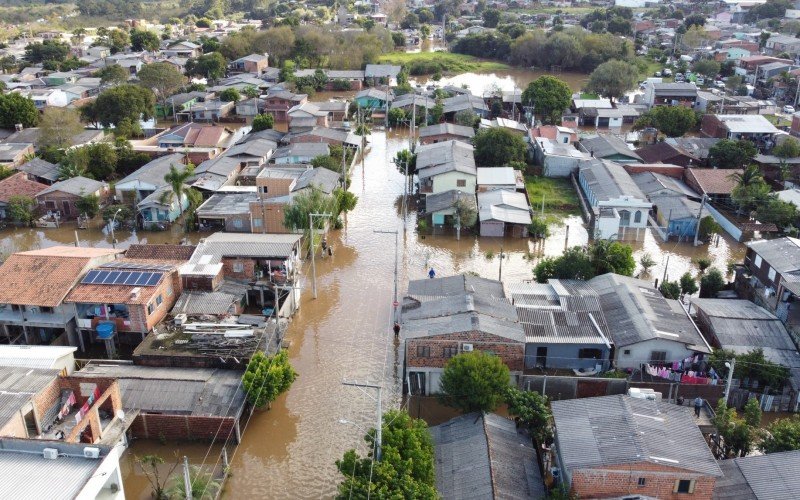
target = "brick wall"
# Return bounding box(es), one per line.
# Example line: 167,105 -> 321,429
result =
130,413 -> 238,442
420,133 -> 469,145
32,376 -> 62,428
700,115 -> 726,138
222,257 -> 256,280
144,275 -> 181,332
406,331 -> 524,371
223,212 -> 252,233
37,192 -> 82,220
182,273 -> 221,292
570,463 -> 716,500
256,177 -> 294,198
623,163 -> 685,179
250,201 -> 290,233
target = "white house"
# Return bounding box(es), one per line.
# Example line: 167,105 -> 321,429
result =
0,345 -> 77,375
578,159 -> 651,241
15,88 -> 69,109
416,140 -> 477,197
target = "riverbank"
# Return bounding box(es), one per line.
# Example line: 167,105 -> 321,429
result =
378,51 -> 510,76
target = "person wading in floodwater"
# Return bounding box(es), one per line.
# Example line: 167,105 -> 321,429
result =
428,268 -> 436,279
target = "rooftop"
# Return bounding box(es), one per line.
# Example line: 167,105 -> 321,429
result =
579,159 -> 649,203
0,172 -> 49,203
419,123 -> 475,139
477,189 -> 532,225
416,140 -> 476,180
197,192 -> 258,215
0,246 -> 120,307
686,168 -> 742,195
189,233 -> 302,264
0,345 -> 76,371
581,134 -> 642,161
714,451 -> 800,500
476,166 -> 515,186
552,395 -> 722,477
16,158 -> 59,182
424,189 -> 476,215
78,361 -> 246,417
430,413 -> 545,499
37,176 -> 105,197
715,114 -> 779,134
125,244 -> 196,262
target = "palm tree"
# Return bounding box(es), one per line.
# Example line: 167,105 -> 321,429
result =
729,165 -> 769,214
161,163 -> 195,217
728,165 -> 764,188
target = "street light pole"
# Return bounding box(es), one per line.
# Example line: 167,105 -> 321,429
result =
375,229 -> 399,322
342,380 -> 383,461
309,212 -> 332,299
110,208 -> 121,249
722,358 -> 736,406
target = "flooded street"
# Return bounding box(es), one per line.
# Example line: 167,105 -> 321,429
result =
2,126 -> 746,498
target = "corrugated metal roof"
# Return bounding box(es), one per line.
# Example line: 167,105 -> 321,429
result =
407,275 -> 505,301
714,451 -> 800,500
552,395 -> 722,477
0,345 -> 76,370
579,159 -> 648,203
189,233 -> 301,264
416,140 -> 476,180
580,135 -> 642,161
172,281 -> 248,316
424,189 -> 476,215
478,189 -> 532,225
746,237 -> 800,275
430,412 -> 544,499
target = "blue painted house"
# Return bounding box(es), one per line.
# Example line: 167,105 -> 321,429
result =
650,195 -> 701,241
137,185 -> 189,229
354,88 -> 391,109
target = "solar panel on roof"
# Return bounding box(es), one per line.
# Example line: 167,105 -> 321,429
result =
124,272 -> 139,285
146,273 -> 161,286
107,271 -> 120,283
81,270 -> 163,286
95,271 -> 110,282
134,272 -> 152,286
81,270 -> 100,284
114,272 -> 131,284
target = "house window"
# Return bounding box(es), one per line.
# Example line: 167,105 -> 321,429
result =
650,351 -> 667,362
416,345 -> 431,358
147,303 -> 155,315
634,210 -> 642,223
754,254 -> 762,268
156,295 -> 163,306
768,267 -> 776,281
443,346 -> 458,358
623,349 -> 631,355
638,478 -> 646,487
456,179 -> 466,187
619,209 -> 631,227
166,286 -> 173,297
233,263 -> 244,273
233,219 -> 243,229
563,136 -> 569,144
674,480 -> 695,494
41,307 -> 54,314
578,348 -> 602,359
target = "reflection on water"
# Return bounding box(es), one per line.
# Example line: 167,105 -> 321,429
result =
0,90 -> 747,497
414,69 -> 590,94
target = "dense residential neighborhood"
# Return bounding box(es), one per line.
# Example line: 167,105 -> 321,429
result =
1,0 -> 800,498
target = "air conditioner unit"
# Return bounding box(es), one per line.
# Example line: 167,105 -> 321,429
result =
83,447 -> 100,459
173,313 -> 188,326
43,448 -> 59,460
462,343 -> 473,352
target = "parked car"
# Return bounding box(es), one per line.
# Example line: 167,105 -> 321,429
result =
662,68 -> 672,76
674,73 -> 685,82
714,80 -> 726,88
696,76 -> 705,86
654,71 -> 662,77
783,105 -> 796,114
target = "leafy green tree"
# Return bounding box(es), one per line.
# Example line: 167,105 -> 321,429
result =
639,253 -> 656,274
219,88 -> 241,103
38,108 -> 83,150
334,187 -> 358,214
679,272 -> 699,296
0,93 -> 38,128
242,350 -> 297,409
588,240 -> 636,276
252,113 -> 274,132
586,59 -> 639,103
130,29 -> 161,52
737,348 -> 790,388
136,454 -> 179,500
713,400 -> 755,458
756,196 -> 798,229
388,107 -> 406,127
58,162 -> 88,180
186,52 -> 227,81
683,13 -> 706,29
699,267 -> 725,298
731,165 -> 770,213
473,127 -> 527,167
97,28 -> 130,54
24,40 -> 69,64
635,106 -> 698,137
91,84 -> 156,127
698,215 -> 722,240
744,397 -> 762,428
773,137 -> 800,159
505,388 -> 552,444
95,64 -> 129,85
521,76 -> 572,124
137,62 -> 186,112
335,410 -> 436,499
102,204 -> 133,224
242,86 -> 260,99
482,8 -> 501,28
708,139 -> 757,169
453,197 -> 477,231
454,109 -> 478,127
7,196 -> 36,225
283,187 -> 339,253
659,280 -> 681,299
66,143 -> 118,180
762,415 -> 800,453
692,59 -> 721,78
162,163 -> 195,217
76,194 -> 100,218
534,246 -> 594,282
694,257 -> 712,274
440,351 -> 511,413
394,149 -> 417,176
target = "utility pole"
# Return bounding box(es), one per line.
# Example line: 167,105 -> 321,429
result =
693,194 -> 707,247
308,212 -> 332,299
374,229 -> 399,323
498,245 -> 505,281
342,381 -> 383,461
662,254 -> 670,285
722,358 -> 736,406
183,456 -> 192,500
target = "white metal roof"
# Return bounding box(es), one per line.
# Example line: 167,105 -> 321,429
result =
0,345 -> 76,370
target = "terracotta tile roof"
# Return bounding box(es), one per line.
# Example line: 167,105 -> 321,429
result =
65,273 -> 170,306
0,246 -> 120,307
0,172 -> 49,203
125,244 -> 196,261
686,168 -> 742,195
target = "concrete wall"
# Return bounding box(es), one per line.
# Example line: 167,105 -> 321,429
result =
524,343 -> 610,370
431,171 -> 476,195
615,338 -> 700,369
705,203 -> 743,241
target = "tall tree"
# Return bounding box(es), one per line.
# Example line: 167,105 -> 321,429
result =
521,75 -> 572,124
95,64 -> 130,85
283,186 -> 339,252
473,127 -> 528,167
634,106 -> 698,137
138,62 -> 186,111
38,108 -> 83,150
241,350 -> 297,409
24,40 -> 70,64
186,52 -> 227,81
440,351 -> 511,413
761,415 -> 800,453
335,410 -> 437,499
505,388 -> 552,444
162,163 -> 195,216
586,59 -> 639,103
91,84 -> 156,127
731,165 -> 770,213
0,93 -> 38,128
699,267 -> 725,298
130,29 -> 161,52
251,113 -> 274,132
7,196 -> 36,226
708,139 -> 757,169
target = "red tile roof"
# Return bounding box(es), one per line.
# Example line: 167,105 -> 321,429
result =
0,172 -> 49,203
686,168 -> 742,195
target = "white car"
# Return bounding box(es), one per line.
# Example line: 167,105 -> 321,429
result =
783,105 -> 796,114
662,68 -> 672,76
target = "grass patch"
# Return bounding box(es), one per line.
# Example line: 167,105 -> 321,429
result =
525,176 -> 581,218
765,114 -> 791,127
377,51 -> 509,76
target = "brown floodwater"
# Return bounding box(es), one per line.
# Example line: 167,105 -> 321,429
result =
0,76 -> 745,497
413,68 -> 590,94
